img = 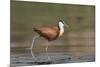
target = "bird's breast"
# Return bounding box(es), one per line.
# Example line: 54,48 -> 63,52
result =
58,28 -> 64,37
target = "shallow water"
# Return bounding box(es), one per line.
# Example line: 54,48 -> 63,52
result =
10,47 -> 95,66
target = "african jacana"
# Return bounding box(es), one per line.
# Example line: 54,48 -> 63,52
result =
31,20 -> 68,61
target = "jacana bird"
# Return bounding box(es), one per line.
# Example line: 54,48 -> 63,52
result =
31,20 -> 68,61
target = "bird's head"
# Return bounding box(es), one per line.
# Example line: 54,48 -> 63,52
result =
58,20 -> 69,28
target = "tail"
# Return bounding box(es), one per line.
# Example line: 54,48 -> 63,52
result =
33,28 -> 42,36
33,28 -> 38,32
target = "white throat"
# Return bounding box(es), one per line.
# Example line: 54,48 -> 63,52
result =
58,22 -> 64,37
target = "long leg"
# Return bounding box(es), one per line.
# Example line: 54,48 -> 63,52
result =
45,45 -> 51,61
30,35 -> 39,61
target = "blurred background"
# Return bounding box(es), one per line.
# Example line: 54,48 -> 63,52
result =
10,0 -> 95,66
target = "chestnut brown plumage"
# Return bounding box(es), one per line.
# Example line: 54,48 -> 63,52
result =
31,20 -> 68,61
33,26 -> 60,41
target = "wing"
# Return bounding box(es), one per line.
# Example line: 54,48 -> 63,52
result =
33,26 -> 59,40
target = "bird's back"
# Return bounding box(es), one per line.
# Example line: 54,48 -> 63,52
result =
33,26 -> 59,41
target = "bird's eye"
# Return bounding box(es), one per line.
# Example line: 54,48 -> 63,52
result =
60,20 -> 64,24
62,21 -> 64,24
59,19 -> 65,25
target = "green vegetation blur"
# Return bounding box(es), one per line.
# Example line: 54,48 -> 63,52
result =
11,1 -> 95,42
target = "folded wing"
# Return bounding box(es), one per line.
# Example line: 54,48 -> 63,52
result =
33,26 -> 59,41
